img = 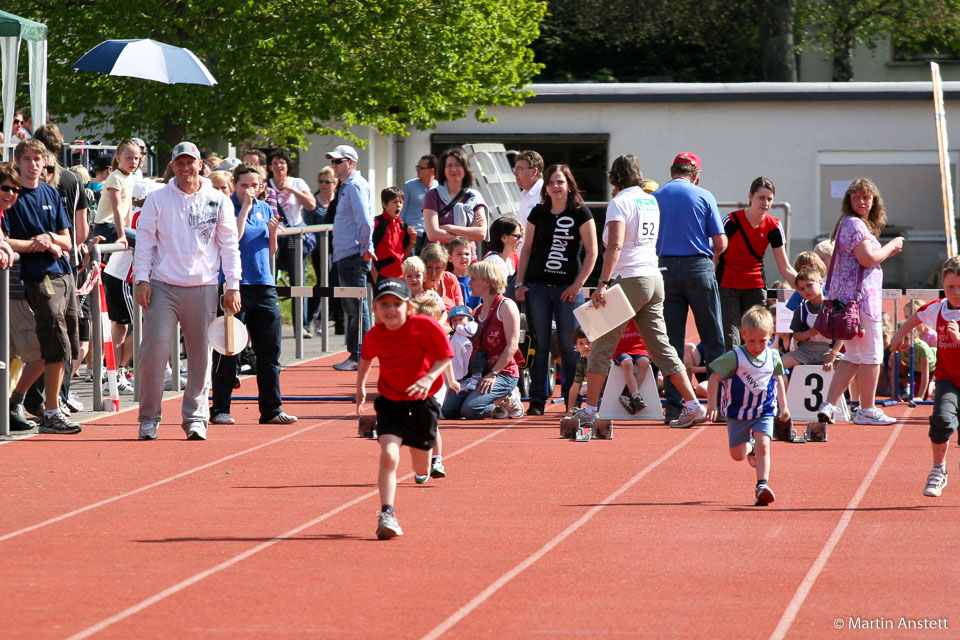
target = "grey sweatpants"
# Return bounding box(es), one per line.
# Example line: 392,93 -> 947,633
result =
137,280 -> 217,428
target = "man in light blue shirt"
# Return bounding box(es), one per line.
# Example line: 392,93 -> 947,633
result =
652,152 -> 728,423
401,154 -> 437,256
328,144 -> 374,370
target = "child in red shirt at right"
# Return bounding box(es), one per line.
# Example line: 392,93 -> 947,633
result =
369,186 -> 416,281
890,256 -> 960,498
356,278 -> 454,539
612,319 -> 652,415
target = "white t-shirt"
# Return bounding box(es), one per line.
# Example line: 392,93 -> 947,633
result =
269,176 -> 310,226
517,178 -> 543,255
482,251 -> 515,279
602,186 -> 660,278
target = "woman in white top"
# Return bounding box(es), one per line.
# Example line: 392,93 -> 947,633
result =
571,154 -> 707,429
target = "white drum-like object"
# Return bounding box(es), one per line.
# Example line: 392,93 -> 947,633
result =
208,315 -> 248,355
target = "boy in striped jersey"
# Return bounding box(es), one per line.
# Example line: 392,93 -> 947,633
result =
706,305 -> 790,506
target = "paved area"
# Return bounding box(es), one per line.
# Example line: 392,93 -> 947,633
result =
3,321 -> 348,440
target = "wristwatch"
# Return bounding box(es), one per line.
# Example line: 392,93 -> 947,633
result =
515,281 -> 525,288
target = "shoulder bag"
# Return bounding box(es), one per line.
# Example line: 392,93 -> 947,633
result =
814,230 -> 863,340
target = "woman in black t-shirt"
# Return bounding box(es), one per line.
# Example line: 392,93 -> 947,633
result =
515,164 -> 598,415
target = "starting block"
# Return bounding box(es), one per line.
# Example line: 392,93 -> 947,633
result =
358,415 -> 378,439
598,362 -> 663,421
773,416 -> 806,443
559,416 -> 613,440
786,365 -> 850,421
804,421 -> 828,442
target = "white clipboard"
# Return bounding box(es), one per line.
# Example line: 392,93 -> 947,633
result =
573,284 -> 635,342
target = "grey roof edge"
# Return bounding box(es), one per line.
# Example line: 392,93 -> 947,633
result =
525,82 -> 960,103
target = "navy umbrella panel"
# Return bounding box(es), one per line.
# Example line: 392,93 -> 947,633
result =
72,39 -> 217,85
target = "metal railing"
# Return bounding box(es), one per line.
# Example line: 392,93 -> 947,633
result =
1,225 -> 347,434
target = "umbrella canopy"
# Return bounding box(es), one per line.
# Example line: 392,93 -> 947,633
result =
72,38 -> 216,86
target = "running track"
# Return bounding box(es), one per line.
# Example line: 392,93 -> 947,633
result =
2,353 -> 957,639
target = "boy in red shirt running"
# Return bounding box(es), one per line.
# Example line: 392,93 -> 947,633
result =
368,187 -> 416,282
356,278 -> 454,539
890,256 -> 960,498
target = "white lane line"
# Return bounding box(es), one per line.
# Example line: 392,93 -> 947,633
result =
768,421 -> 905,640
420,427 -> 705,640
0,418 -> 341,543
65,423 -> 515,640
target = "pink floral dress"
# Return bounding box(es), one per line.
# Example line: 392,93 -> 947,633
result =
827,216 -> 883,321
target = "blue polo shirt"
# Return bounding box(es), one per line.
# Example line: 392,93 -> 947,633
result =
653,178 -> 724,258
226,195 -> 274,286
1,182 -> 73,280
400,177 -> 436,234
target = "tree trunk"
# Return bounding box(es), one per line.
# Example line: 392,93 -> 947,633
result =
832,28 -> 856,81
761,0 -> 797,81
159,115 -> 187,167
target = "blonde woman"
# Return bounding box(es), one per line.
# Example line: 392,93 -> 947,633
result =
816,179 -> 904,426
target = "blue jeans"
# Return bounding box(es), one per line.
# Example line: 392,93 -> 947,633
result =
441,373 -> 518,419
335,253 -> 370,360
525,283 -> 583,406
659,255 -> 725,408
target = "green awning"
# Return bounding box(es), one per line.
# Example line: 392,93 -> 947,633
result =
0,9 -> 47,42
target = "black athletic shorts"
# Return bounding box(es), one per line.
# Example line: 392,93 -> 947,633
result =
102,272 -> 132,325
374,395 -> 439,451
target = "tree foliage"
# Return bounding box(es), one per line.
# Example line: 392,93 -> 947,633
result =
8,0 -> 545,156
796,0 -> 960,80
533,0 -> 765,83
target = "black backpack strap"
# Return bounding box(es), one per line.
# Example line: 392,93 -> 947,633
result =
372,215 -> 387,252
729,210 -> 766,264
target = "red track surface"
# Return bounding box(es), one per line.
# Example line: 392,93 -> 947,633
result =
2,353 -> 958,639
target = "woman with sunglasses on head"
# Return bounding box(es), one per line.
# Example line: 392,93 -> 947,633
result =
515,164 -> 598,415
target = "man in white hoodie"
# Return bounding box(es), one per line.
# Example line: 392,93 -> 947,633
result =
133,141 -> 242,441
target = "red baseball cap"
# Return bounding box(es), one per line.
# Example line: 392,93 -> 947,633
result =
672,152 -> 701,170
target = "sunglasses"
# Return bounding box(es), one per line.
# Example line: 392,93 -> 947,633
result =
317,179 -> 336,184
331,158 -> 350,165
508,233 -> 522,239
12,119 -> 23,125
0,184 -> 20,194
45,165 -> 56,173
416,165 -> 432,171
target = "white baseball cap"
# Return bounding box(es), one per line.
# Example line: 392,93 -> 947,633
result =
325,145 -> 358,161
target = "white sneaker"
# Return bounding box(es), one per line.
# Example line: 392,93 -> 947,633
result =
669,403 -> 707,428
115,373 -> 135,395
924,468 -> 948,497
139,421 -> 158,440
185,421 -> 207,440
211,413 -> 236,425
853,407 -> 897,426
816,402 -> 836,424
506,387 -> 524,419
64,391 -> 85,413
